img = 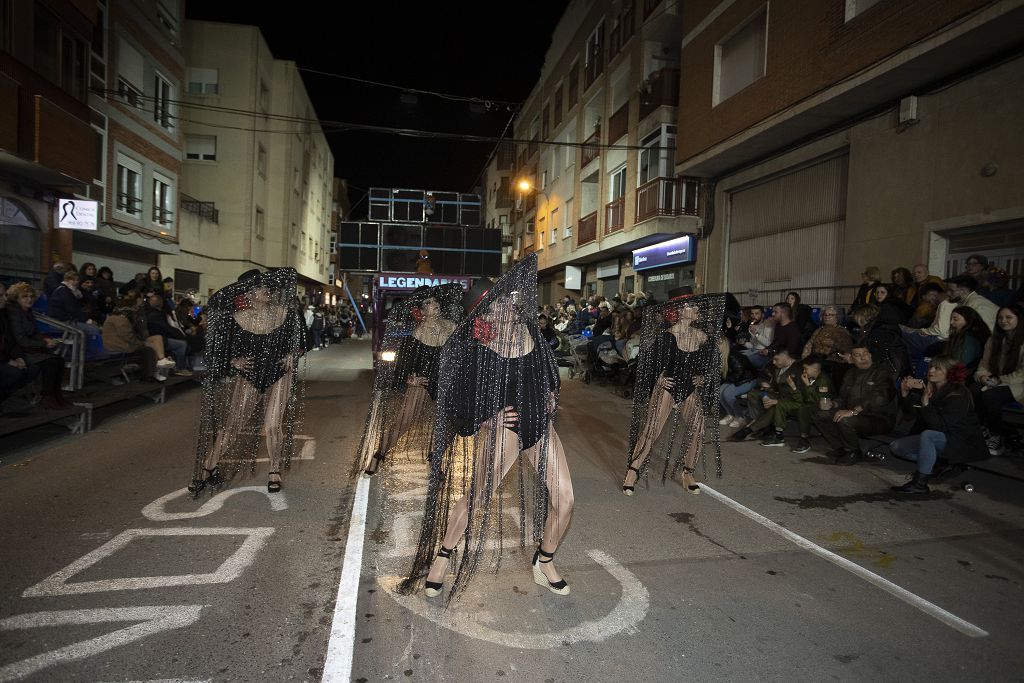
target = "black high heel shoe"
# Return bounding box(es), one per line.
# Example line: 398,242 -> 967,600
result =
424,545 -> 454,597
622,465 -> 640,496
532,547 -> 570,595
188,466 -> 223,497
267,471 -> 282,493
364,451 -> 383,476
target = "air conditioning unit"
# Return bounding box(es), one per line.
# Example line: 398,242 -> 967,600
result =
898,96 -> 918,125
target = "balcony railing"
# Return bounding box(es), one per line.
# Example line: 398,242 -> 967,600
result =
635,176 -> 702,223
581,126 -> 601,167
638,67 -> 680,121
181,193 -> 220,223
578,211 -> 598,246
643,0 -> 662,19
608,102 -> 629,143
605,197 -> 625,235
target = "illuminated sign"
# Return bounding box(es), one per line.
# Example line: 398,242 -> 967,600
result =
632,235 -> 694,271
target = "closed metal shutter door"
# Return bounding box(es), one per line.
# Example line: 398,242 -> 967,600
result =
726,154 -> 849,306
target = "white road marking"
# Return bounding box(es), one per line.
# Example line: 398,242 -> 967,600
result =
321,473 -> 370,683
141,487 -> 288,521
23,527 -> 275,597
377,549 -> 650,649
0,605 -> 205,682
700,484 -> 989,638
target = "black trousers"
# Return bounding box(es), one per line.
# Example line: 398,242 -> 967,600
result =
811,409 -> 893,452
971,383 -> 1016,433
0,361 -> 39,403
30,355 -> 64,395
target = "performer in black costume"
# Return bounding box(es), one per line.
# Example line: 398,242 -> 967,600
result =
622,290 -> 726,496
354,284 -> 462,477
399,254 -> 574,601
188,268 -> 307,496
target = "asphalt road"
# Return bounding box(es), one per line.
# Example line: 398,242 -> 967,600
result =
1,338 -> 1023,682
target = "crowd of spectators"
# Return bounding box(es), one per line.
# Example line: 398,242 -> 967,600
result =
537,254 -> 1022,495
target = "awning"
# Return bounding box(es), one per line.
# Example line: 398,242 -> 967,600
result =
0,149 -> 88,189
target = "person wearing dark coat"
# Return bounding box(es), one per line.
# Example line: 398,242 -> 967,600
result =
888,355 -> 986,494
47,272 -> 90,324
2,282 -> 69,409
43,262 -> 69,295
785,292 -> 817,341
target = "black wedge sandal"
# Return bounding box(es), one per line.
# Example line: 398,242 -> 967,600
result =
532,547 -> 570,595
188,466 -> 223,497
622,465 -> 640,496
424,545 -> 454,597
267,470 -> 282,493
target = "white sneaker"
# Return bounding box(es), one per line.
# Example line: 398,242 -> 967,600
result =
153,373 -> 167,382
729,417 -> 744,428
719,415 -> 733,425
156,357 -> 176,368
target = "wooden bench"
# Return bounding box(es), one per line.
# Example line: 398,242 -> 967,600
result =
74,374 -> 199,432
0,404 -> 89,437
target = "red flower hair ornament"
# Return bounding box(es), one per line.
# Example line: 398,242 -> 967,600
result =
473,317 -> 497,344
410,306 -> 424,323
946,362 -> 970,385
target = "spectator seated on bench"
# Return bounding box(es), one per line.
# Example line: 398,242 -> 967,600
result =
731,348 -> 800,443
103,300 -> 174,383
972,304 -> 1024,456
887,356 -> 986,495
2,282 -> 70,410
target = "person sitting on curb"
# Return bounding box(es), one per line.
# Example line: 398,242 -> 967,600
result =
887,356 -> 986,494
811,345 -> 896,465
731,348 -> 800,443
761,355 -> 835,454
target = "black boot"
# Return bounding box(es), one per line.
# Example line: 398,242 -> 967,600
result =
891,471 -> 930,494
730,427 -> 752,442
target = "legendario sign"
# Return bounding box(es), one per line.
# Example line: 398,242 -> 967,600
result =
631,235 -> 695,272
374,273 -> 473,291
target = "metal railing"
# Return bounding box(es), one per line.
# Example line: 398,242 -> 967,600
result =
180,194 -> 219,223
608,102 -> 629,143
731,284 -> 862,309
635,176 -> 677,223
35,314 -> 86,391
605,197 -> 625,234
581,127 -> 601,167
578,211 -> 598,246
638,67 -> 680,121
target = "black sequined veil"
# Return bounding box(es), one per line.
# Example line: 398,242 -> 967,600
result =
628,293 -> 726,484
351,283 -> 465,477
399,254 -> 565,601
191,268 -> 307,485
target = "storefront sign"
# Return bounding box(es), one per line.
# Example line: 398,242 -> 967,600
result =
631,235 -> 694,272
375,273 -> 473,291
596,260 -> 619,279
646,272 -> 676,283
56,199 -> 98,231
564,265 -> 582,290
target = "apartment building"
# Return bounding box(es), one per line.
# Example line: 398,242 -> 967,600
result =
328,175 -> 351,303
70,0 -> 186,284
481,142 -> 515,269
159,20 -> 334,301
1,0 -> 99,283
678,0 -> 1024,305
498,0 -> 701,304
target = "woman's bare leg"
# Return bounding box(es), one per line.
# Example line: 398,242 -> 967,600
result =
623,389 -> 675,487
425,423 -> 521,585
263,374 -> 291,484
204,379 -> 260,470
525,425 -> 574,583
677,392 -> 706,490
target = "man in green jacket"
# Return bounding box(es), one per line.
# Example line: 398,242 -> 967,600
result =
762,354 -> 835,453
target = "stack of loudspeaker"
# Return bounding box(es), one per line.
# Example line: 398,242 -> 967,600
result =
338,188 -> 501,276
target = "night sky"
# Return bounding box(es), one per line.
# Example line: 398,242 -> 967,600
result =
186,2 -> 570,217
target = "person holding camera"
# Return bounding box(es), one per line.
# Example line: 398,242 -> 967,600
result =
888,355 -> 985,494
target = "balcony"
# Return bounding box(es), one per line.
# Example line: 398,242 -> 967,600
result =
181,194 -> 220,223
581,127 -> 601,167
638,68 -> 680,121
578,211 -> 598,246
608,102 -> 629,144
643,0 -> 662,18
605,197 -> 624,235
635,176 -> 702,224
